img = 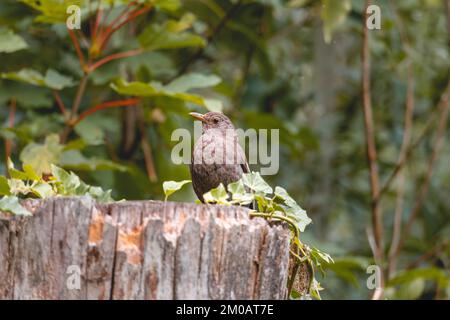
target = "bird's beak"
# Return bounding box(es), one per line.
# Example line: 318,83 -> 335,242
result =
189,112 -> 206,122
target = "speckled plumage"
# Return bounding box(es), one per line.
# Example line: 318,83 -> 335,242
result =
189,112 -> 249,203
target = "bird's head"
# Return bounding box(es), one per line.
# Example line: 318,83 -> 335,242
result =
189,112 -> 235,132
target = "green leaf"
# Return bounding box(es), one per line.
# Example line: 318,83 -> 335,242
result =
138,14 -> 206,51
2,69 -> 46,86
274,186 -> 298,207
150,0 -> 180,11
228,180 -> 253,204
111,76 -> 223,112
44,69 -> 75,90
0,196 -> 32,216
274,186 -> 311,232
20,0 -> 83,24
2,69 -> 75,90
102,0 -> 180,11
228,179 -> 245,196
31,182 -> 55,198
59,150 -> 128,172
166,73 -> 221,92
310,247 -> 334,264
321,0 -> 351,43
282,203 -> 312,232
74,119 -> 105,146
0,28 -> 28,53
162,180 -> 191,199
203,183 -> 229,204
87,186 -> 113,203
387,267 -> 449,289
7,158 -> 29,180
0,176 -> 11,196
241,172 -> 273,194
23,164 -> 41,181
20,134 -> 63,175
0,84 -> 53,109
51,164 -> 81,194
395,278 -> 426,300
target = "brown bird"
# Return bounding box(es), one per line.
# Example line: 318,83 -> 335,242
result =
189,112 -> 249,203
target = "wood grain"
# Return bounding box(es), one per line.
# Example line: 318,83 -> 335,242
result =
0,198 -> 293,300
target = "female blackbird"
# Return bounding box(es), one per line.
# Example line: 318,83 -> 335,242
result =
189,112 -> 249,203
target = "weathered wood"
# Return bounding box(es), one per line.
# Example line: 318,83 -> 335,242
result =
0,197 -> 293,300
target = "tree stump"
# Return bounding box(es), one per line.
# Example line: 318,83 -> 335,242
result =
0,197 -> 292,300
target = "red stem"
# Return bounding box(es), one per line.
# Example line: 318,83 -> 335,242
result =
68,29 -> 86,68
92,5 -> 103,42
73,98 -> 141,125
108,1 -> 136,30
99,5 -> 151,51
53,91 -> 67,116
88,49 -> 143,72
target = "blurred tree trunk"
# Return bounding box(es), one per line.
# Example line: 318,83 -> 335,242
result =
307,22 -> 341,238
0,198 -> 292,300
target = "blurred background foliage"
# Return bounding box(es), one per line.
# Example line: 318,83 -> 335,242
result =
0,0 -> 449,299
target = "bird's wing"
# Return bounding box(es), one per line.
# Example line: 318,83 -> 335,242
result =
237,143 -> 250,173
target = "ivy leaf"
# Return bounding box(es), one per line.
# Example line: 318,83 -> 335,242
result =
274,186 -> 311,232
281,203 -> 311,232
228,180 -> 253,204
23,164 -> 41,181
0,28 -> 28,53
87,186 -> 113,203
203,183 -> 229,204
162,180 -> 191,200
0,196 -> 32,216
0,176 -> 11,196
228,180 -> 245,197
241,172 -> 273,194
20,134 -> 63,175
7,158 -> 29,180
274,186 -> 298,207
51,164 -> 81,195
31,182 -> 55,198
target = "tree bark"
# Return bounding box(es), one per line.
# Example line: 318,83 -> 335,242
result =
0,197 -> 292,300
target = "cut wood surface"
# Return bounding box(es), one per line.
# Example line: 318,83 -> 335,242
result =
0,197 -> 292,300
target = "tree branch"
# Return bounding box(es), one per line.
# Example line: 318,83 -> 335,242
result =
391,78 -> 450,259
362,1 -> 384,288
387,0 -> 415,278
389,0 -> 450,265
406,236 -> 450,269
72,98 -> 141,126
99,4 -> 151,52
88,49 -> 144,72
53,91 -> 67,116
71,75 -> 89,116
68,29 -> 86,69
137,106 -> 157,183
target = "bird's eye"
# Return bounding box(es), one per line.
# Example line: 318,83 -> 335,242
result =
213,118 -> 219,124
